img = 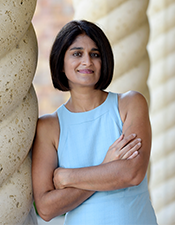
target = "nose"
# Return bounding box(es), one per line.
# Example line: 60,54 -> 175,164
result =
82,53 -> 92,66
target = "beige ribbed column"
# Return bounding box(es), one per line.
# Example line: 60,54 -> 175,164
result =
0,1 -> 38,224
148,0 -> 175,224
73,0 -> 150,103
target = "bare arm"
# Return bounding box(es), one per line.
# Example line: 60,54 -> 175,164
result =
53,91 -> 151,192
32,114 -> 94,221
32,91 -> 147,221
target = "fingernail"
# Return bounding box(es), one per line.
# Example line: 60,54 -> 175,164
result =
137,138 -> 141,141
137,142 -> 141,146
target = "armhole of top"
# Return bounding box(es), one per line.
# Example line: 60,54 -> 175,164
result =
116,93 -> 123,129
55,109 -> 61,152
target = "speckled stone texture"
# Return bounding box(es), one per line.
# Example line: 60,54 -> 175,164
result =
0,0 -> 38,224
0,0 -> 36,58
0,24 -> 38,121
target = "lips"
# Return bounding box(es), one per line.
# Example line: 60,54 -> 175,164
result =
78,69 -> 94,74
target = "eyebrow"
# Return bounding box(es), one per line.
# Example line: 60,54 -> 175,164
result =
70,47 -> 100,51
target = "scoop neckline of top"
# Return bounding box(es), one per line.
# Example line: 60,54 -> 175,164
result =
62,92 -> 111,114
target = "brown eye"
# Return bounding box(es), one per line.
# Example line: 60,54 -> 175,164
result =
73,52 -> 82,57
91,52 -> 100,58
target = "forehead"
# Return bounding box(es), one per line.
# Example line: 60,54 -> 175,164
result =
69,34 -> 98,49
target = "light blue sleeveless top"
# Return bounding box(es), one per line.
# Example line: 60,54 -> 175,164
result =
57,92 -> 157,225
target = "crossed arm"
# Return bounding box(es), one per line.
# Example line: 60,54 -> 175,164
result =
32,91 -> 151,221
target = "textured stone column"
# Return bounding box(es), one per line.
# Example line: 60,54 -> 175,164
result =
148,1 -> 175,224
0,1 -> 38,224
73,0 -> 150,103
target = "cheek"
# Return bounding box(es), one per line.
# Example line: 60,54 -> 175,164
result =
63,60 -> 71,74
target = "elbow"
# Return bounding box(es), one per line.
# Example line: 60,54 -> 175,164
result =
131,174 -> 143,186
36,199 -> 64,222
40,215 -> 52,222
36,202 -> 56,222
129,169 -> 145,187
37,207 -> 53,222
128,157 -> 147,187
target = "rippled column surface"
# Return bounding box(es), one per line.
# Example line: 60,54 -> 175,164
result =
148,0 -> 175,224
0,1 -> 38,224
73,0 -> 150,102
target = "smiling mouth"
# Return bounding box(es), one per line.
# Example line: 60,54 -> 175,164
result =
78,69 -> 94,74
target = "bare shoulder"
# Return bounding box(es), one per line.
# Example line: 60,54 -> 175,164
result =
37,111 -> 59,129
119,90 -> 148,106
35,111 -> 60,150
118,91 -> 149,122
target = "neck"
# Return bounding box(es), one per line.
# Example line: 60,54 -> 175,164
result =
66,88 -> 108,112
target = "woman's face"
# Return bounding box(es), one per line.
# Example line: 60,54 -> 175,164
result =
63,34 -> 102,90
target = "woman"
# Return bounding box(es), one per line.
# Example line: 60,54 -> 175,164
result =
32,20 -> 157,224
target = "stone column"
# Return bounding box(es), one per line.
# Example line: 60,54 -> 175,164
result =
0,1 -> 38,224
73,0 -> 150,103
148,0 -> 175,224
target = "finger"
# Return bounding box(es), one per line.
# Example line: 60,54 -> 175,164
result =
127,151 -> 139,159
116,133 -> 137,150
122,141 -> 141,159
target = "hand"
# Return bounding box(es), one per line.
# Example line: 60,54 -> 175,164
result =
102,133 -> 141,164
53,167 -> 67,190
